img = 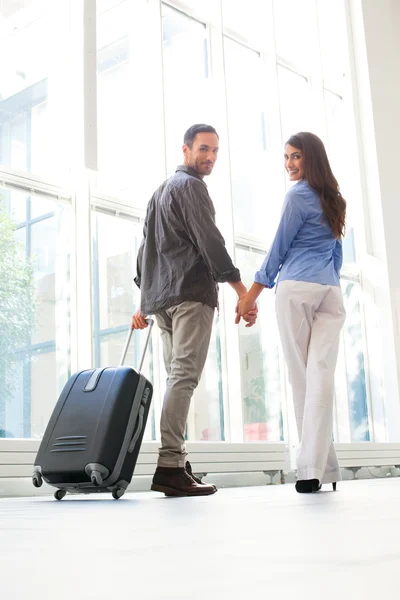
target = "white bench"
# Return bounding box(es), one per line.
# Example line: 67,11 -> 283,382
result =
336,442 -> 400,478
3,440 -> 400,492
0,439 -> 290,495
136,441 -> 290,484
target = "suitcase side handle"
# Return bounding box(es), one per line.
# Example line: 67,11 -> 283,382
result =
120,318 -> 154,371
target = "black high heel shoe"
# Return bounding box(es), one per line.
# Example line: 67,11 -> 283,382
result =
295,479 -> 321,493
295,480 -> 337,493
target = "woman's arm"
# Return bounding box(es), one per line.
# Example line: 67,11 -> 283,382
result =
254,192 -> 307,288
333,239 -> 343,278
237,191 -> 307,318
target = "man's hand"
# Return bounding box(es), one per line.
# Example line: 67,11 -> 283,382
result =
242,307 -> 258,328
234,296 -> 258,328
131,309 -> 148,330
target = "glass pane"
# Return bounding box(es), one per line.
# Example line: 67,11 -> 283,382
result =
162,4 -> 210,174
0,189 -> 71,438
236,247 -> 283,441
273,0 -> 318,68
30,194 -> 55,220
278,66 -> 311,144
92,211 -> 141,334
221,0 -> 267,44
343,228 -> 356,265
224,37 -> 268,239
97,0 -> 131,194
2,115 -> 28,171
341,280 -> 370,441
30,350 -> 57,438
192,317 -> 224,441
31,216 -> 57,345
96,0 -> 164,205
0,0 -> 72,176
317,0 -> 348,90
1,360 -> 23,439
324,91 -> 347,178
324,90 -> 357,265
0,186 -> 26,223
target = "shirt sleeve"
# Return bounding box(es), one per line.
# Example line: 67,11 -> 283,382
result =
255,190 -> 307,288
177,180 -> 241,283
133,200 -> 151,289
333,239 -> 343,278
134,238 -> 144,289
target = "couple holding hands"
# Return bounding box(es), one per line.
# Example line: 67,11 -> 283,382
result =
132,123 -> 346,497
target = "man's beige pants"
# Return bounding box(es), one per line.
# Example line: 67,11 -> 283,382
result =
155,301 -> 214,467
276,281 -> 346,484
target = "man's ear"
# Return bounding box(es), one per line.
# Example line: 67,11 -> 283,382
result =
182,144 -> 189,164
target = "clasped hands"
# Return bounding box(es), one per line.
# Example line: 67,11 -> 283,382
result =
131,293 -> 259,331
235,293 -> 258,328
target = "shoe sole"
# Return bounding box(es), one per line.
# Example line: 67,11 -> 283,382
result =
151,483 -> 217,497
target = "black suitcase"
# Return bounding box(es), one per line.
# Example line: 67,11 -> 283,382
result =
32,320 -> 154,500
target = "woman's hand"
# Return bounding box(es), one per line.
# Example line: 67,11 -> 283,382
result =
234,282 -> 265,327
236,295 -> 258,327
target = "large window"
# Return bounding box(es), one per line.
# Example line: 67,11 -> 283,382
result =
0,187 -> 71,438
0,1 -> 385,454
0,0 -> 73,178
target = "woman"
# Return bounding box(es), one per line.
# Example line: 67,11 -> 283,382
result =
238,132 -> 346,493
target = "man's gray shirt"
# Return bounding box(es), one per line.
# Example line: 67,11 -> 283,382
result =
134,165 -> 241,315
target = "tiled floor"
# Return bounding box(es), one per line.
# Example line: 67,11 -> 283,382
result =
1,479 -> 400,600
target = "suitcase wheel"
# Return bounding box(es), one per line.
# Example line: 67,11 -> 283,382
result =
32,473 -> 43,488
112,488 -> 125,500
91,470 -> 103,487
54,489 -> 67,501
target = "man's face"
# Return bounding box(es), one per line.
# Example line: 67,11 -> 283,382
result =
183,132 -> 219,178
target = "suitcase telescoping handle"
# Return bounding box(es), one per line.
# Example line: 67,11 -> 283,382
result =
120,318 -> 154,371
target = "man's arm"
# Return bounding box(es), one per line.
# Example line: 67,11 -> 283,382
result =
177,180 -> 257,326
134,239 -> 144,289
134,201 -> 151,289
177,180 -> 241,284
132,199 -> 152,328
132,234 -> 148,328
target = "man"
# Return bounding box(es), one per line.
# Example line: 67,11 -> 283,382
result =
132,124 -> 256,497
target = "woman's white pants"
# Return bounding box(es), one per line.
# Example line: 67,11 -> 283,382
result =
276,280 -> 346,484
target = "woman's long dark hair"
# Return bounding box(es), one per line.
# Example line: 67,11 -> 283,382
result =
286,132 -> 346,239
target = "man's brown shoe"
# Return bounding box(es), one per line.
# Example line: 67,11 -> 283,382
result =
185,461 -> 217,492
151,467 -> 216,497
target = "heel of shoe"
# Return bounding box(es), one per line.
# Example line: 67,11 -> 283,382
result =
332,482 -> 337,491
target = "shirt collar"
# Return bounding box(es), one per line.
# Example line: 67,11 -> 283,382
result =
176,165 -> 205,183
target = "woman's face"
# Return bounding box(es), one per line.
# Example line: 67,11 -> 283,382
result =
284,144 -> 304,181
